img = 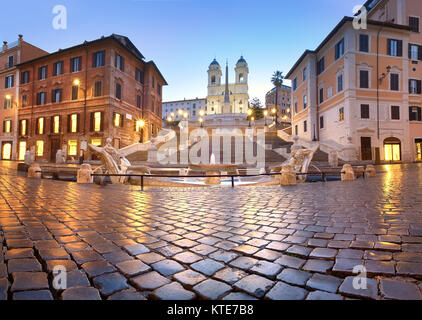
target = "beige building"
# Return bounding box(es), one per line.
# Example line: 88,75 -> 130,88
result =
265,85 -> 292,122
286,0 -> 422,163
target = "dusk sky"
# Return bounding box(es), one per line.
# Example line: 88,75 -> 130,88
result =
1,0 -> 362,103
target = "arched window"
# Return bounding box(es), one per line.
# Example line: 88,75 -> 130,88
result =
211,75 -> 216,84
239,73 -> 244,82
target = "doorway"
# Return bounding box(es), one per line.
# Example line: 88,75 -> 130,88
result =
19,141 -> 27,161
360,137 -> 372,160
384,137 -> 401,162
50,138 -> 61,162
2,142 -> 12,160
415,139 -> 422,161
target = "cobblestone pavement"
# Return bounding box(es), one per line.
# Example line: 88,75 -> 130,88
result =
1,161 -> 422,300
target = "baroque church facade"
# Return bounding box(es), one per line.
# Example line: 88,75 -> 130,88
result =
206,57 -> 249,114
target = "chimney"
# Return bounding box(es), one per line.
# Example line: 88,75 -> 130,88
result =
18,34 -> 23,44
2,41 -> 7,51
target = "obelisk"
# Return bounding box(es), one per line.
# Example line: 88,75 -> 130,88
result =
222,61 -> 231,114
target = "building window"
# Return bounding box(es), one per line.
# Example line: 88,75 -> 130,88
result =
387,39 -> 403,57
409,106 -> 421,121
137,95 -> 141,109
70,56 -> 82,72
293,77 -> 297,91
72,86 -> 79,100
19,141 -> 26,161
360,70 -> 369,88
3,120 -> 11,133
319,88 -> 324,104
53,61 -> 63,76
409,79 -> 421,94
52,89 -> 62,103
409,16 -> 420,33
335,38 -> 345,60
115,54 -> 124,71
359,34 -> 369,52
36,140 -> 44,157
22,95 -> 28,108
390,73 -> 399,91
319,116 -> 324,129
37,117 -> 45,135
295,125 -> 298,135
327,86 -> 333,98
91,138 -> 102,147
94,81 -> 102,97
93,112 -> 102,132
38,66 -> 48,80
8,56 -> 13,68
93,51 -> 105,68
114,113 -> 123,127
294,102 -> 298,113
339,107 -> 345,122
20,120 -> 27,136
136,68 -> 144,83
5,75 -> 14,88
303,68 -> 307,81
158,84 -> 162,96
317,57 -> 325,75
116,83 -> 122,100
391,106 -> 400,120
303,95 -> 307,109
337,74 -> 343,92
52,116 -> 60,134
69,114 -> 78,133
21,71 -> 30,84
361,104 -> 370,119
68,140 -> 78,156
303,120 -> 307,132
4,98 -> 12,109
36,92 -> 47,105
409,44 -> 420,60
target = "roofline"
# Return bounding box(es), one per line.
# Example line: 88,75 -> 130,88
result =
16,34 -> 146,67
285,16 -> 411,78
163,98 -> 206,104
266,85 -> 292,96
145,60 -> 168,86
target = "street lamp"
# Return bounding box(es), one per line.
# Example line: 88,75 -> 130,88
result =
199,117 -> 204,128
271,107 -> 277,124
247,109 -> 253,128
73,79 -> 87,134
183,112 -> 189,119
263,110 -> 268,126
5,95 -> 18,108
137,119 -> 145,143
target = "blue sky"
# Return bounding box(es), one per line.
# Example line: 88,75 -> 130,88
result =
0,0 -> 362,103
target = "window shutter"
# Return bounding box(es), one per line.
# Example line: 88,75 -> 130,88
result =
2,121 -> 5,133
419,46 -> 422,61
77,114 -> 80,132
418,80 -> 422,94
78,57 -> 82,72
409,44 -> 412,59
92,53 -> 96,68
398,40 -> 403,57
120,114 -> 124,128
418,108 -> 422,121
100,112 -> 104,131
121,57 -> 125,72
67,115 -> 71,133
52,90 -> 56,103
387,39 -> 391,55
11,75 -> 14,87
90,112 -> 94,132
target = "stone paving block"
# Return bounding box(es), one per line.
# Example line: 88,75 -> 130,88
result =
173,251 -> 202,264
233,245 -> 260,255
223,292 -> 258,300
93,272 -> 129,296
71,250 -> 103,265
350,241 -> 375,250
82,260 -> 116,278
103,251 -> 134,265
215,240 -> 237,251
173,239 -> 198,249
302,259 -> 334,273
266,241 -> 291,252
131,271 -> 171,291
309,248 -> 337,260
6,239 -> 32,249
365,260 -> 395,276
193,279 -> 231,300
151,282 -> 196,300
214,267 -> 247,285
191,259 -> 224,276
337,249 -> 364,259
332,258 -> 364,276
396,262 -> 422,277
364,250 -> 393,261
190,244 -> 218,256
63,242 -> 90,252
253,249 -> 282,262
8,258 -> 42,273
39,248 -> 70,261
124,243 -> 150,256
380,279 -> 422,300
0,264 -> 7,278
0,278 -> 8,300
5,248 -> 34,260
286,245 -> 312,258
108,288 -> 148,300
66,270 -> 91,288
307,238 -> 329,248
11,272 -> 49,292
306,273 -> 342,293
46,260 -> 78,273
250,260 -> 282,278
116,259 -> 151,277
13,290 -> 53,300
233,274 -> 274,298
62,287 -> 102,300
173,269 -> 206,289
374,242 -> 401,252
209,250 -> 238,263
306,291 -> 343,300
265,281 -> 308,300
156,245 -> 183,257
274,255 -> 305,269
327,240 -> 351,249
393,252 -> 422,263
338,276 -> 379,299
229,257 -> 259,270
276,268 -> 311,286
151,259 -> 185,277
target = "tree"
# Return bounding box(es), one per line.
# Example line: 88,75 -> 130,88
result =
271,71 -> 284,125
249,97 -> 264,120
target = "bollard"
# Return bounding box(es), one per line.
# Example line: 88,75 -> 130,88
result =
365,165 -> 376,178
28,163 -> 41,179
341,164 -> 355,181
280,165 -> 297,186
77,164 -> 93,184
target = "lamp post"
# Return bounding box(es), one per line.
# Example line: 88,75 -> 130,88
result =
138,119 -> 145,143
271,107 -> 277,124
263,110 -> 268,126
73,79 -> 87,134
5,94 -> 18,108
247,109 -> 253,128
